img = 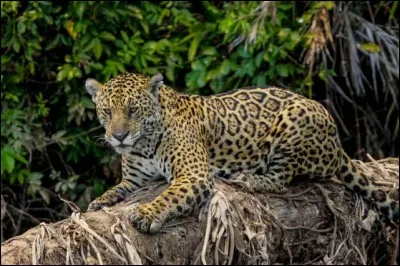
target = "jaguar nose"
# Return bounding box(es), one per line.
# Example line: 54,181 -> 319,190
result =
113,131 -> 129,142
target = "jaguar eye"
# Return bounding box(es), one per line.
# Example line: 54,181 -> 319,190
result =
104,109 -> 111,115
129,107 -> 138,115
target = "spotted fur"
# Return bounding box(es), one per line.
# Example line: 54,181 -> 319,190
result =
85,72 -> 399,233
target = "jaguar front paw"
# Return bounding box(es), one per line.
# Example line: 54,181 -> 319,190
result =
87,188 -> 127,212
128,203 -> 166,234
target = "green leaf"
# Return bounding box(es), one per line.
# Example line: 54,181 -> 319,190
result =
17,170 -> 25,184
206,68 -> 218,81
278,2 -> 294,10
238,46 -> 250,58
201,2 -> 220,20
202,47 -> 217,56
83,38 -> 96,53
389,1 -> 398,22
221,60 -> 231,75
45,34 -> 60,51
93,38 -> 103,59
278,28 -> 291,40
90,62 -> 103,70
99,32 -> 116,41
140,21 -> 149,35
1,55 -> 11,64
4,92 -> 19,103
29,39 -> 41,50
255,52 -> 264,67
165,67 -> 175,82
255,74 -> 266,86
185,71 -> 206,89
277,64 -> 289,77
14,153 -> 28,164
28,172 -> 43,185
92,179 -> 105,197
191,60 -> 206,71
44,15 -> 54,25
9,174 -> 17,185
188,34 -> 202,62
358,43 -> 381,53
17,21 -> 26,34
12,38 -> 21,53
290,32 -> 301,45
121,30 -> 129,43
81,97 -> 95,109
1,147 -> 15,174
318,68 -> 336,81
313,1 -> 335,11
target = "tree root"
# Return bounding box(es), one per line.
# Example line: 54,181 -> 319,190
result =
1,155 -> 399,265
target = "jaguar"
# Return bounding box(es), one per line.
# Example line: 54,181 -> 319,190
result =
85,72 -> 399,233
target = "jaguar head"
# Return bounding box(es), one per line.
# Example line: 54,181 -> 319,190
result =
85,73 -> 164,154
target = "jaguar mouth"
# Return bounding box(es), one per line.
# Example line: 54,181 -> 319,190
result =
114,144 -> 132,155
113,138 -> 140,149
116,144 -> 130,148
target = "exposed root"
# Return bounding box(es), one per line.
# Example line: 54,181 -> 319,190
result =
200,190 -> 235,265
109,214 -> 142,264
2,155 -> 399,265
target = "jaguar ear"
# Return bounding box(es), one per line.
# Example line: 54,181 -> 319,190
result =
146,73 -> 164,98
85,78 -> 103,103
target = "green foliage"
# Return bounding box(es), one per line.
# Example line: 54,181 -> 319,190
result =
1,1 -> 309,207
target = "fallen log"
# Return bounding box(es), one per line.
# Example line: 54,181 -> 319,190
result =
1,156 -> 399,265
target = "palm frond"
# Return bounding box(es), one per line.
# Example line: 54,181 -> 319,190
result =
333,4 -> 399,104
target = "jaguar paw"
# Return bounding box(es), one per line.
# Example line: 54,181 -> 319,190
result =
128,204 -> 166,234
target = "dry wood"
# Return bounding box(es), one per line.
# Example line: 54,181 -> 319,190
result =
1,156 -> 398,265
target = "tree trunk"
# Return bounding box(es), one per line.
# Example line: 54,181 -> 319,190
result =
1,157 -> 398,265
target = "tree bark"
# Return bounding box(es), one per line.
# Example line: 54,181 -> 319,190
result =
1,157 -> 398,265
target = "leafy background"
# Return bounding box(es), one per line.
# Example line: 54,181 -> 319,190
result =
1,1 -> 398,242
